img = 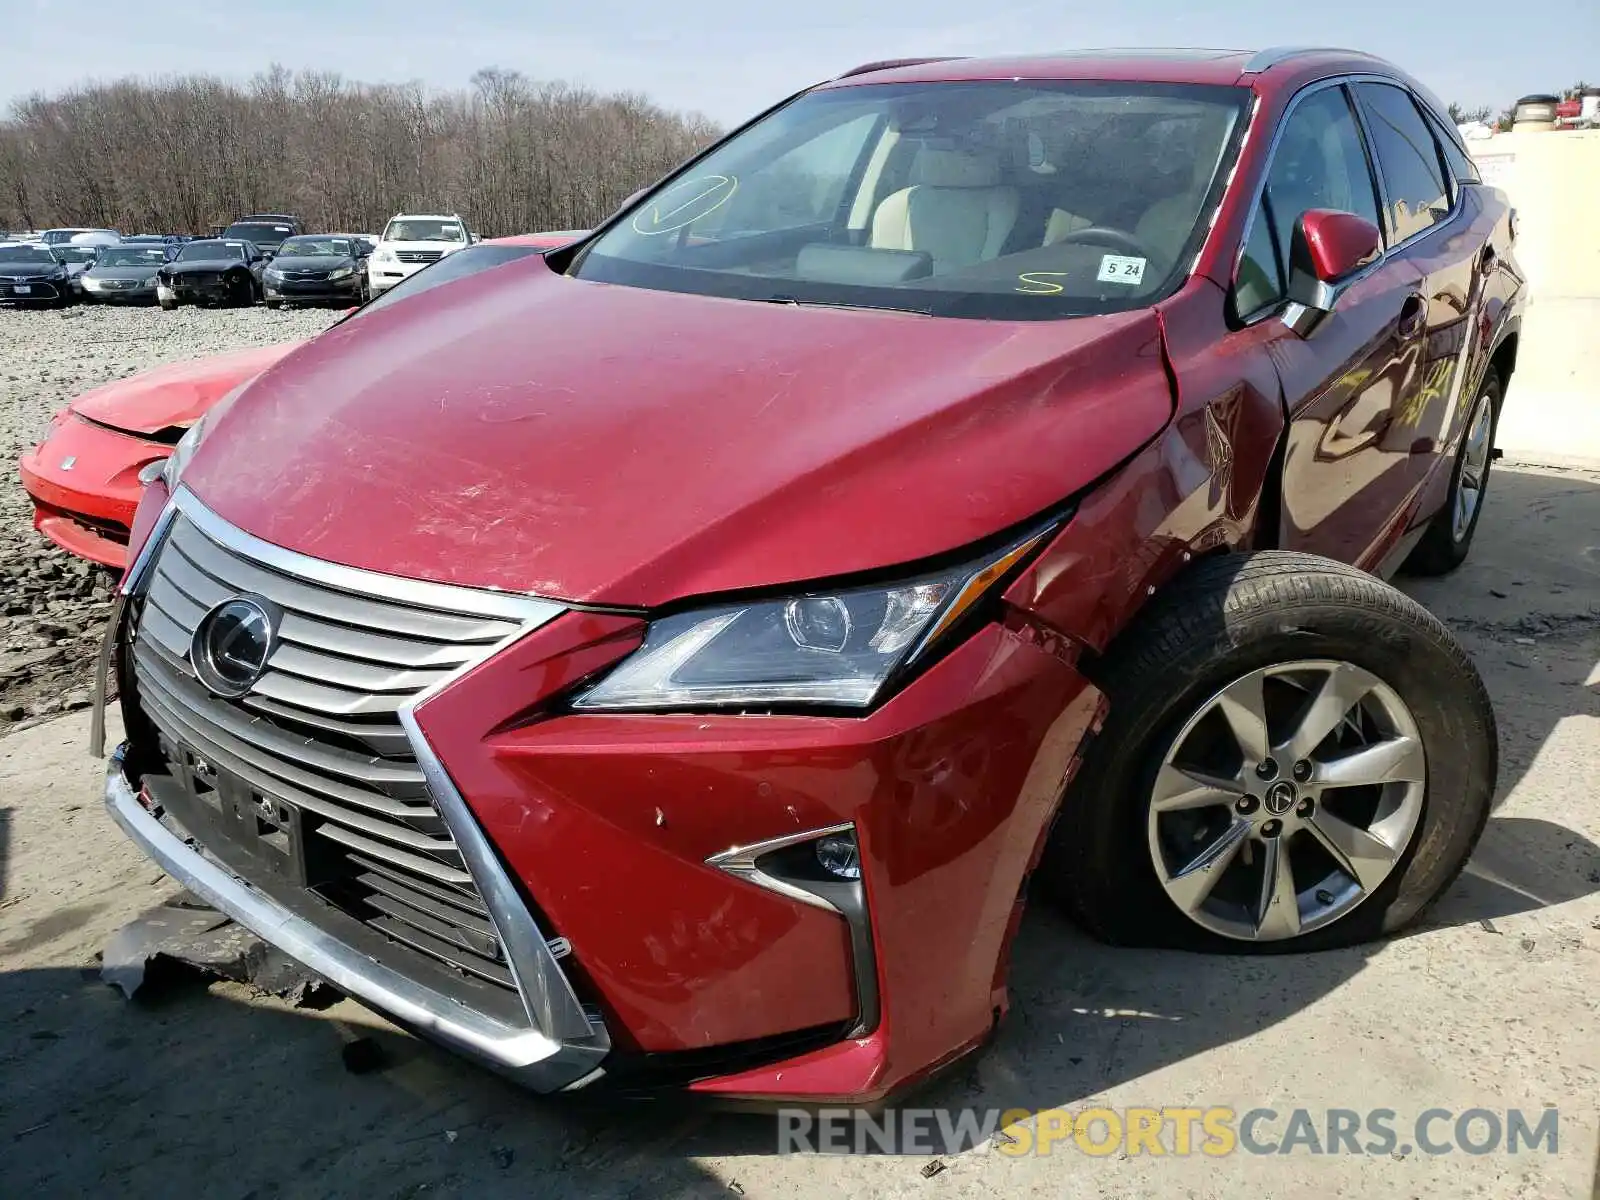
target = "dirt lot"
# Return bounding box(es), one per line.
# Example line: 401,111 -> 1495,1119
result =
0,305 -> 337,726
0,309 -> 1597,1198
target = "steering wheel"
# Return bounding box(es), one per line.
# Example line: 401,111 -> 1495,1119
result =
1051,226 -> 1150,259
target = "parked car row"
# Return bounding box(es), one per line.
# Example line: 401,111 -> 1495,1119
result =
2,212 -> 494,310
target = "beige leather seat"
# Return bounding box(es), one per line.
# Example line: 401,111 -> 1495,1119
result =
870,146 -> 1019,273
1043,117 -> 1231,271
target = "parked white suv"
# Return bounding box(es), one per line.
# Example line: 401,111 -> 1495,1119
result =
366,213 -> 475,294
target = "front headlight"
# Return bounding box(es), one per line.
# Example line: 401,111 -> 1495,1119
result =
376,249 -> 395,262
572,527 -> 1054,712
328,265 -> 355,280
264,268 -> 284,282
82,276 -> 103,289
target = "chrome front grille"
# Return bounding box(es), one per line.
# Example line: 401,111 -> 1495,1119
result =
396,249 -> 445,264
129,509 -> 533,997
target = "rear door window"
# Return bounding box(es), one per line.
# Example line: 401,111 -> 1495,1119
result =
1352,83 -> 1452,243
1421,105 -> 1481,188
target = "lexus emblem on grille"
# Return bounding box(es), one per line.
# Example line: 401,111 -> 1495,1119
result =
191,595 -> 278,698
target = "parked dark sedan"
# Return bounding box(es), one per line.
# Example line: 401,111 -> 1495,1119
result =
262,234 -> 370,308
219,216 -> 300,255
0,243 -> 76,306
155,239 -> 268,309
80,243 -> 176,303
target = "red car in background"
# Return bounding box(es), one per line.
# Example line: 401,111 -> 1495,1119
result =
100,50 -> 1519,1107
19,233 -> 585,570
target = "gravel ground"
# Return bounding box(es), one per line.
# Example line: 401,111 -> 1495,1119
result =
0,304 -> 337,731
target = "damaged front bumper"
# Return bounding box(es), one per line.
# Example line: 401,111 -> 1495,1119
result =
93,485 -> 1108,1105
92,488 -> 611,1093
102,745 -> 610,1089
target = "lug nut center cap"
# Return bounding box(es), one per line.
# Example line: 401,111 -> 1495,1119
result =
1263,781 -> 1298,817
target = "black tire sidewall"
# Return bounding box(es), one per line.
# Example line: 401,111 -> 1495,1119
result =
1448,374 -> 1501,552
1051,566 -> 1495,953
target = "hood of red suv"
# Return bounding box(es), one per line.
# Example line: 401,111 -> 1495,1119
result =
71,342 -> 300,436
183,257 -> 1176,607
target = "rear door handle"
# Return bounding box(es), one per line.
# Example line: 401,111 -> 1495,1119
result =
1397,293 -> 1427,340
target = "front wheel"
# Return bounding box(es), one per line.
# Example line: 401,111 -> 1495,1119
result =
1039,551 -> 1496,953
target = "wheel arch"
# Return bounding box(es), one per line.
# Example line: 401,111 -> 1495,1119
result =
1487,328 -> 1518,407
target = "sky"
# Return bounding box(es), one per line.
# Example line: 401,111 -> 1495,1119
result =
3,0 -> 1595,124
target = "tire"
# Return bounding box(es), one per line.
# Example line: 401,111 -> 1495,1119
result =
228,273 -> 253,307
1403,369 -> 1501,575
1038,550 -> 1496,954
265,296 -> 282,310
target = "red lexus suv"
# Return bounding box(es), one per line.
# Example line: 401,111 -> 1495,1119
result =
97,47 -> 1521,1105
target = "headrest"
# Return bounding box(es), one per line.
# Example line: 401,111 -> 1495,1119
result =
911,145 -> 1002,188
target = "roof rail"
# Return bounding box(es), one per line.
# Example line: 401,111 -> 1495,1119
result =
835,56 -> 968,79
1241,45 -> 1387,74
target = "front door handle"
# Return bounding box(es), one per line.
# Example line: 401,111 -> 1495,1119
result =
1397,293 -> 1427,340
1479,244 -> 1499,275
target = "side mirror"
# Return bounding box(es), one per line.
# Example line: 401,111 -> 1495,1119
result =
1283,208 -> 1382,336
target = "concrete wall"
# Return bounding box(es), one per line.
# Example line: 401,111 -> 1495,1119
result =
1469,129 -> 1600,301
1467,130 -> 1600,462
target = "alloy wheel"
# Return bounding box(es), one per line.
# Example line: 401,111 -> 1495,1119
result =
1452,393 -> 1494,542
1146,660 -> 1426,942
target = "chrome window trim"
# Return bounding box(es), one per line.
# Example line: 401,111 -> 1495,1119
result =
1229,72 -> 1467,328
1185,92 -> 1265,281
99,486 -> 606,1066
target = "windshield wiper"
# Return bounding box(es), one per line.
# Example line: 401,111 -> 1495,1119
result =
754,294 -> 933,316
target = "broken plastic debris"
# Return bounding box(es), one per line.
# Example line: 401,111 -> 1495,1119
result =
100,896 -> 335,1005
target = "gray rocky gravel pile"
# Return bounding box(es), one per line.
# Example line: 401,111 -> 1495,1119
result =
1,303 -> 338,732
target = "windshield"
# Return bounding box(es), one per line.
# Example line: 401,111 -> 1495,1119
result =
0,245 -> 58,265
383,218 -> 466,243
571,81 -> 1247,319
52,246 -> 99,262
278,236 -> 353,257
348,244 -> 542,319
41,230 -> 93,244
223,222 -> 290,243
96,247 -> 169,267
178,241 -> 246,262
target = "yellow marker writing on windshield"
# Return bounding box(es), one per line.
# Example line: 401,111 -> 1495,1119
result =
633,175 -> 738,235
1016,271 -> 1069,296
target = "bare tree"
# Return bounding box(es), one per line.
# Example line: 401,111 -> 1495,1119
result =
0,65 -> 720,234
